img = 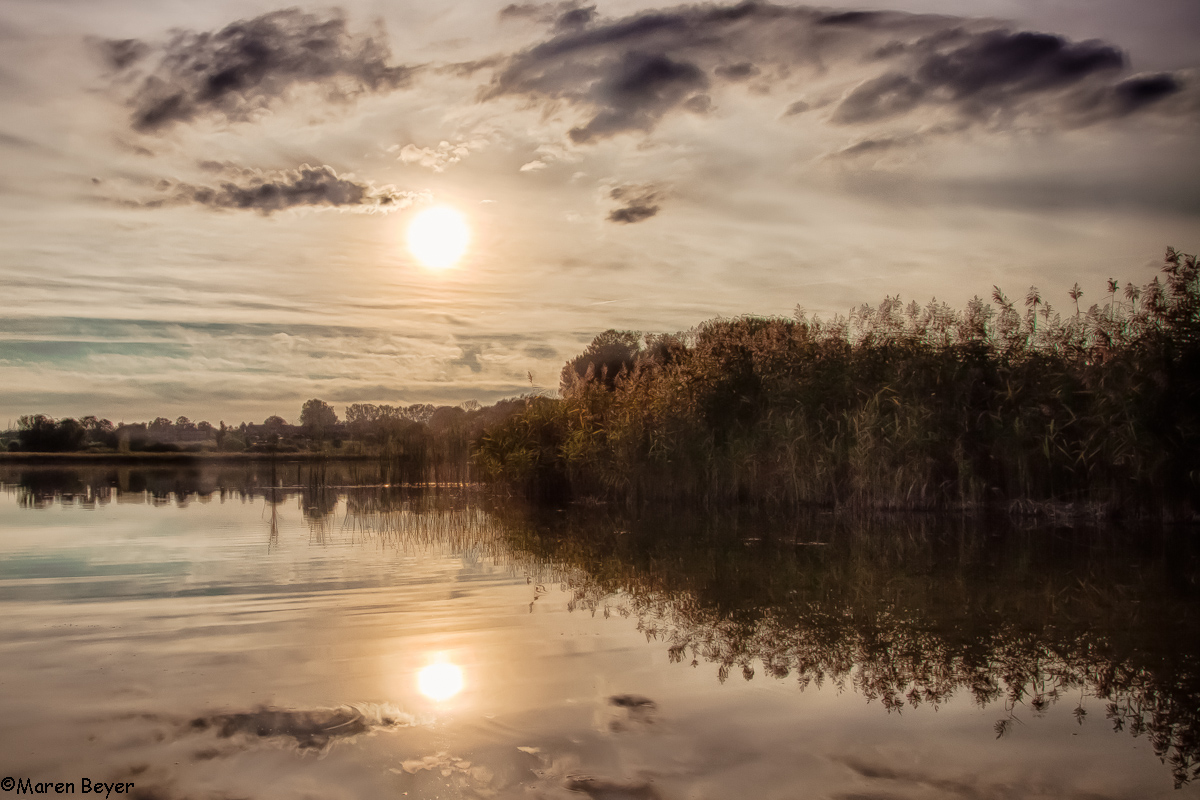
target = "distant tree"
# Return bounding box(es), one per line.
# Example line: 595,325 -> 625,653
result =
429,405 -> 467,433
149,417 -> 173,437
17,415 -> 86,452
78,416 -> 116,448
345,404 -> 386,439
263,415 -> 287,431
300,399 -> 338,439
402,404 -> 436,424
196,420 -> 214,434
175,416 -> 194,432
216,421 -> 227,449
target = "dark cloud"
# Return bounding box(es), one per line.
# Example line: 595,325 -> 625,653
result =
816,10 -> 884,27
480,3 -> 1197,143
556,6 -> 598,31
782,99 -> 810,116
142,164 -> 420,215
833,30 -> 1133,124
438,56 -> 503,78
188,705 -> 416,751
499,2 -> 596,30
607,183 -> 664,224
450,344 -> 484,373
1070,72 -> 1189,121
825,121 -> 964,160
568,51 -> 708,142
481,3 -> 944,141
499,3 -> 544,19
100,38 -> 149,71
714,61 -> 759,81
108,9 -> 418,133
833,72 -> 926,124
828,135 -> 911,159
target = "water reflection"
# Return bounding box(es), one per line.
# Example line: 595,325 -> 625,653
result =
2,463 -> 1199,792
496,505 -> 1200,788
418,659 -> 464,701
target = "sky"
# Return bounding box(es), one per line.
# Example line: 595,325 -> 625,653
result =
1,0 -> 1198,425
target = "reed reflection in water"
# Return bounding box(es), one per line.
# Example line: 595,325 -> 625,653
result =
0,462 -> 1197,798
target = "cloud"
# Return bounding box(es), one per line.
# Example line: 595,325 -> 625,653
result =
450,344 -> 484,373
1069,72 -> 1191,122
394,139 -> 487,172
188,704 -> 417,751
782,100 -> 811,116
566,50 -> 709,143
828,135 -> 913,160
556,6 -> 598,31
99,38 -> 149,71
517,140 -> 584,173
478,3 -> 1197,143
607,183 -> 664,224
831,30 -> 1135,125
107,9 -> 418,133
713,61 -> 759,81
142,164 -> 423,215
500,2 -> 597,31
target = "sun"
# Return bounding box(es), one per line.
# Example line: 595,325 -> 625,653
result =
407,206 -> 470,269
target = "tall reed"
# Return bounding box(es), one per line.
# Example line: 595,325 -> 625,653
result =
475,248 -> 1200,515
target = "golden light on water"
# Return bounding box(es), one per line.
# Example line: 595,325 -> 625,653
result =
407,206 -> 470,269
417,659 -> 464,701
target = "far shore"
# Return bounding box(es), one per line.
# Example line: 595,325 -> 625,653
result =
0,451 -> 377,465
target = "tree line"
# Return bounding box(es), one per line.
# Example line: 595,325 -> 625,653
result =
4,399 -> 517,461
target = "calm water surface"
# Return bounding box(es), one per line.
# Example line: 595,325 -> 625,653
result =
1,462 -> 1198,799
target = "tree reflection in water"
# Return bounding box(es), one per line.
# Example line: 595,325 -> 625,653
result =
495,506 -> 1200,789
3,463 -> 1198,786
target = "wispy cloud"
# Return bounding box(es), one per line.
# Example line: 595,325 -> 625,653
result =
393,139 -> 488,172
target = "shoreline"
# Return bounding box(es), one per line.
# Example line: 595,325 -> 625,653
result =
0,452 -> 378,465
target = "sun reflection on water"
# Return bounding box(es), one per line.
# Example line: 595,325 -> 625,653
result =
417,658 -> 464,701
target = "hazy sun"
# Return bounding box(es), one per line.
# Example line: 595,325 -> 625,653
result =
407,206 -> 470,269
417,660 -> 464,701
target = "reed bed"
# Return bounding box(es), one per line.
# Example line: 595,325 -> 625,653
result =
475,248 -> 1200,515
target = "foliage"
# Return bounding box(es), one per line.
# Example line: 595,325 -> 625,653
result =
300,398 -> 339,439
560,329 -> 640,395
16,415 -> 87,452
476,248 -> 1200,514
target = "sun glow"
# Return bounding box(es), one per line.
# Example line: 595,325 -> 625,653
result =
417,659 -> 464,701
407,206 -> 470,269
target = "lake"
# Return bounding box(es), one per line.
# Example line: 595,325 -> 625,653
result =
1,461 -> 1197,799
